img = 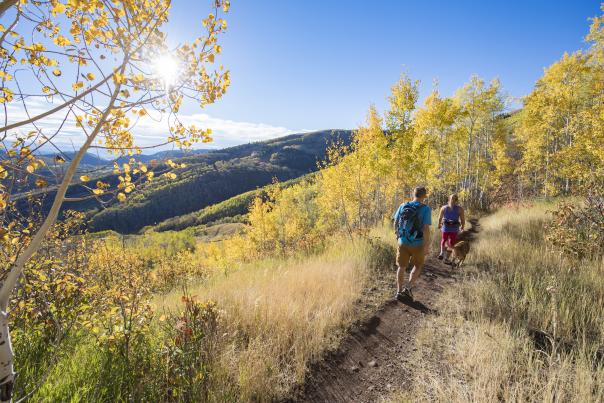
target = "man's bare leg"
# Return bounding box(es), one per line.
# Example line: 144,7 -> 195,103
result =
396,265 -> 406,293
408,263 -> 425,288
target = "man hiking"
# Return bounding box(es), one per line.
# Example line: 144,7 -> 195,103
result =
392,186 -> 432,301
437,193 -> 465,264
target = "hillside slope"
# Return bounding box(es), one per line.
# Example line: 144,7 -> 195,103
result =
151,173 -> 315,232
88,129 -> 351,233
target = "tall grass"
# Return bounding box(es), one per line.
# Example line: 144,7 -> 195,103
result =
404,202 -> 604,402
156,234 -> 394,401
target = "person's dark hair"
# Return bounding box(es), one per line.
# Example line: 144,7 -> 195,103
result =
414,186 -> 427,198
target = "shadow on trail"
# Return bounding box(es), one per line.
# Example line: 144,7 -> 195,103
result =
358,315 -> 381,336
397,298 -> 437,315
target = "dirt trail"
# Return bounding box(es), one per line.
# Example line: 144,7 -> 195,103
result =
293,220 -> 479,403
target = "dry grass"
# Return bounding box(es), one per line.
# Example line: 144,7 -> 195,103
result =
156,235 -> 390,401
400,202 -> 604,402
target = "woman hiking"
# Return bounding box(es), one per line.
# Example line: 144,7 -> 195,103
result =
437,193 -> 465,264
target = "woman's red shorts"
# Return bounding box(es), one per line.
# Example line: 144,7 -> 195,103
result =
441,231 -> 458,248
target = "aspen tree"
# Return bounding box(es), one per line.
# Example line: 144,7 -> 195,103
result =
0,1 -> 230,399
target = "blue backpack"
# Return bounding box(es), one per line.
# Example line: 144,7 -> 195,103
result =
395,202 -> 424,242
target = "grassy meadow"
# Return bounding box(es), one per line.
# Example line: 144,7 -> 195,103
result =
399,202 -> 604,402
16,223 -> 395,402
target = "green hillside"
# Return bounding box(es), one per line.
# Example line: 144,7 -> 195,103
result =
150,173 -> 315,232
87,130 -> 351,233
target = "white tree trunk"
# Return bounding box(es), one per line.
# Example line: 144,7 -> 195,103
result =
0,311 -> 14,402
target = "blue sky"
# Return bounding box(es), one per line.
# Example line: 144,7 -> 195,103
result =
167,0 -> 601,134
3,1 -> 602,152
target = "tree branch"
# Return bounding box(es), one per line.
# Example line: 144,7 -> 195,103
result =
0,73 -> 114,135
0,61 -> 126,311
0,0 -> 18,17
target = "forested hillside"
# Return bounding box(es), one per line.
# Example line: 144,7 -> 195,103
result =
88,130 -> 351,233
151,173 -> 315,232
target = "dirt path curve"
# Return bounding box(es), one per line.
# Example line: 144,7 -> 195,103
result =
293,220 -> 480,403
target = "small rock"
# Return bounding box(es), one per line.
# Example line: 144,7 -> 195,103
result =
368,386 -> 375,391
351,365 -> 360,372
368,360 -> 378,367
387,383 -> 392,389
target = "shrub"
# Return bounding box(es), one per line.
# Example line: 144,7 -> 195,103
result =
547,181 -> 604,259
365,236 -> 396,272
160,294 -> 221,401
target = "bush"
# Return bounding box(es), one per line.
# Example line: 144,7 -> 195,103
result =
160,294 -> 221,401
365,236 -> 396,272
547,181 -> 604,259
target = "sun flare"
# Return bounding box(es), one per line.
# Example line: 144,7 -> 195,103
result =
152,53 -> 181,89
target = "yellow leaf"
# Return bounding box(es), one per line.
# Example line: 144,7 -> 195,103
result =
72,81 -> 84,91
52,3 -> 66,14
92,188 -> 104,195
117,192 -> 126,202
86,72 -> 95,81
52,69 -> 62,77
79,175 -> 90,182
26,165 -> 35,173
53,35 -> 71,47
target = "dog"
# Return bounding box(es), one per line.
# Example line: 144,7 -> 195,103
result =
448,240 -> 470,268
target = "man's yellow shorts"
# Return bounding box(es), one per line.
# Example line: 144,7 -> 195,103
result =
396,243 -> 425,268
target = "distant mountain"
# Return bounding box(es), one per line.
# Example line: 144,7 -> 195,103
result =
37,148 -> 213,167
36,151 -> 108,167
88,130 -> 352,233
16,130 -> 353,234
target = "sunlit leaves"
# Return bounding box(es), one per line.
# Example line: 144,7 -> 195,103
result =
53,35 -> 71,47
519,49 -> 604,196
51,2 -> 67,15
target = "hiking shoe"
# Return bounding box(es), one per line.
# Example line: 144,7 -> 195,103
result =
395,291 -> 406,302
444,258 -> 452,265
402,287 -> 414,301
437,253 -> 444,260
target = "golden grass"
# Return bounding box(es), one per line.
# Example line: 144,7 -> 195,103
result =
401,201 -> 604,402
156,236 -> 384,401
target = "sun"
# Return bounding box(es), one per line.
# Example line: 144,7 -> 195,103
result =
152,53 -> 181,89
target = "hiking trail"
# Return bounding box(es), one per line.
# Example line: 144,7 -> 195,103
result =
292,219 -> 480,403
